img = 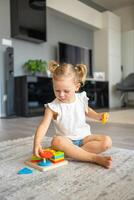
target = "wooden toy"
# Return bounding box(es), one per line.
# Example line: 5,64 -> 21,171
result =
39,150 -> 53,159
102,112 -> 108,124
25,148 -> 68,172
17,167 -> 33,174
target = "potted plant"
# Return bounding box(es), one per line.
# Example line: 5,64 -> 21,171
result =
24,59 -> 48,76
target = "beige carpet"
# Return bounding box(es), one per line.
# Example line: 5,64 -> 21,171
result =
0,136 -> 134,200
109,109 -> 134,124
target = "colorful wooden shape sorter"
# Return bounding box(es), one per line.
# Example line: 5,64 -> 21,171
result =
25,148 -> 68,172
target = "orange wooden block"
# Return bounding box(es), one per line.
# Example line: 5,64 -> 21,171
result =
50,158 -> 64,163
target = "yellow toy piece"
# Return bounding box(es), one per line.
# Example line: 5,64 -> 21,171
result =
102,112 -> 108,124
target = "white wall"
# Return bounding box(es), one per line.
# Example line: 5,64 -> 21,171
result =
94,12 -> 121,108
122,30 -> 134,76
113,5 -> 134,104
47,0 -> 103,29
114,5 -> 134,32
122,30 -> 134,102
113,5 -> 134,77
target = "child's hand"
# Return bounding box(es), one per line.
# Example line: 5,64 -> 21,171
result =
33,144 -> 43,158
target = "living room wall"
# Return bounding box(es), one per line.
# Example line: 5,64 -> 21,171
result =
13,8 -> 93,76
0,0 -> 93,117
113,5 -> 134,103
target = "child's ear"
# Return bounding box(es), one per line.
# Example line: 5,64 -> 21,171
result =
75,83 -> 81,91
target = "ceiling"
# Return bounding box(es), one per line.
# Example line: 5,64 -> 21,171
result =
79,0 -> 134,12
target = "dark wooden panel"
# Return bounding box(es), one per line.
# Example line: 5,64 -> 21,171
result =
80,80 -> 109,109
15,76 -> 55,117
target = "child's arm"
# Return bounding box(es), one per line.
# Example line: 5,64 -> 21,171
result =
33,107 -> 54,157
86,107 -> 109,122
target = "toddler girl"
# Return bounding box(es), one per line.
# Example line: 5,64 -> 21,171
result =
33,61 -> 112,168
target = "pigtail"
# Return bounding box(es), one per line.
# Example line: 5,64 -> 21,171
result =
48,60 -> 60,74
48,60 -> 87,85
75,64 -> 87,86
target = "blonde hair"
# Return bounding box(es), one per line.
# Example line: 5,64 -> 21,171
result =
48,60 -> 87,86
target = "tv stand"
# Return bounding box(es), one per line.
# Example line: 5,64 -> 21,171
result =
14,76 -> 109,117
80,79 -> 109,109
14,76 -> 55,117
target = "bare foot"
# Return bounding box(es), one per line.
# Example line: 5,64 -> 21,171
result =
93,155 -> 112,169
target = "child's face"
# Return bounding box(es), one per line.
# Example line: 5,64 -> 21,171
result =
53,76 -> 80,103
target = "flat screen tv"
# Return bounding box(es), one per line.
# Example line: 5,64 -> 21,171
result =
10,0 -> 47,43
58,42 -> 93,77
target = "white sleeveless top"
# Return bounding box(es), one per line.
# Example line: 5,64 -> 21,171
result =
46,91 -> 91,140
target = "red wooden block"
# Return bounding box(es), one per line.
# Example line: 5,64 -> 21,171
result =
39,150 -> 53,159
30,160 -> 41,163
